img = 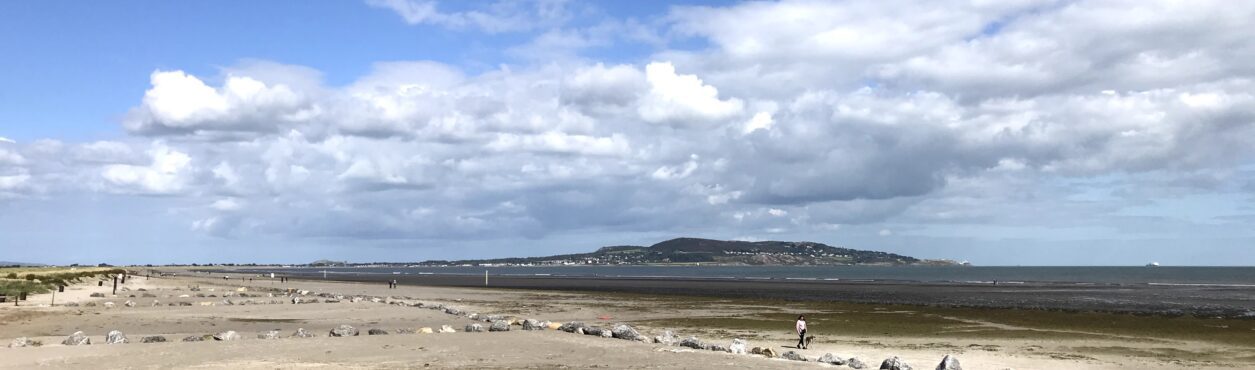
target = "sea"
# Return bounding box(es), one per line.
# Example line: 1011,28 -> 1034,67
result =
267,265 -> 1255,287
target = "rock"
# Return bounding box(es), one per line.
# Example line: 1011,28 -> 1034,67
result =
369,297 -> 383,303
292,328 -> 318,338
123,300 -> 136,307
103,302 -> 116,308
395,328 -> 416,334
558,321 -> 587,333
438,325 -> 456,333
324,299 -> 340,303
583,326 -> 604,336
936,355 -> 961,370
729,338 -> 748,354
62,331 -> 91,346
467,313 -> 480,320
258,330 -> 282,339
213,331 -> 241,341
489,320 -> 511,332
678,336 -> 707,350
142,293 -> 157,298
105,330 -> 129,344
781,351 -> 808,361
368,328 -> 389,335
90,292 -> 106,298
546,322 -> 563,330
9,337 -> 40,348
485,314 -> 505,322
291,297 -> 303,304
182,335 -> 206,342
139,336 -> 167,343
64,302 -> 80,307
653,330 -> 678,346
84,302 -> 97,307
761,348 -> 778,358
151,300 -> 161,306
418,327 -> 434,334
611,324 -> 642,341
848,358 -> 868,369
880,356 -> 912,370
444,307 -> 464,315
819,353 -> 848,365
465,323 -> 485,332
221,299 -> 234,306
522,319 -> 544,330
709,344 -> 729,352
178,301 -> 193,306
330,324 -> 359,337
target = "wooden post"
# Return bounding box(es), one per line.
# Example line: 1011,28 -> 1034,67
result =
484,270 -> 489,286
112,275 -> 118,295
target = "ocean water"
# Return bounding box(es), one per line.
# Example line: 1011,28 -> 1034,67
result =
274,265 -> 1255,286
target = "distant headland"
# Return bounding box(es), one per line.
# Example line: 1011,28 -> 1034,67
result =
414,237 -> 963,267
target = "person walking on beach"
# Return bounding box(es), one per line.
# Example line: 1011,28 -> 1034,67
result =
795,315 -> 807,349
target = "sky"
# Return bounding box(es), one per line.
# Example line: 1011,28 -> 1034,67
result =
2,0 -> 1254,266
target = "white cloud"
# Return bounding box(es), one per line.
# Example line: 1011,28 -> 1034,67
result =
638,62 -> 744,124
100,145 -> 193,195
124,70 -> 314,136
366,0 -> 572,33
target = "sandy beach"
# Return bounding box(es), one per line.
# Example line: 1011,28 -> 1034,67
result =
2,270 -> 1252,369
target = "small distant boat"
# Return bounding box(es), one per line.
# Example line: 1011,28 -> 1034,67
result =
1146,262 -> 1160,267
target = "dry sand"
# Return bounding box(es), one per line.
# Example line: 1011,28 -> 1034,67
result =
1,272 -> 1249,369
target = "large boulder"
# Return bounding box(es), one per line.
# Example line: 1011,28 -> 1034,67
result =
330,324 -> 359,337
489,320 -> 511,332
444,307 -> 464,316
729,338 -> 748,354
438,325 -> 456,333
258,330 -> 282,339
465,323 -> 485,332
9,337 -> 40,348
709,344 -> 729,352
678,336 -> 707,350
848,358 -> 868,369
611,324 -> 642,341
819,353 -> 848,365
750,347 -> 777,358
880,356 -> 912,370
582,326 -> 605,336
213,331 -> 241,341
653,330 -> 678,346
781,351 -> 808,361
522,319 -> 544,331
558,321 -> 587,333
936,355 -> 961,370
105,330 -> 129,344
367,328 -> 389,335
62,331 -> 91,346
139,335 -> 167,343
292,328 -> 317,338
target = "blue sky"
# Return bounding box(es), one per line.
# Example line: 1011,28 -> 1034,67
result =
2,0 -> 1254,265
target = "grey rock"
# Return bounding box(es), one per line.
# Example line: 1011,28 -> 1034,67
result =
936,355 -> 961,370
781,351 -> 808,361
880,356 -> 912,370
600,329 -> 613,338
213,331 -> 240,341
323,299 -> 340,303
467,313 -> 480,320
729,338 -> 748,354
678,336 -> 707,350
558,321 -> 587,333
444,307 -> 464,316
368,328 -> 389,335
84,302 -> 97,307
438,325 -> 456,333
820,353 -> 848,365
62,331 -> 91,345
611,324 -> 642,341
582,326 -> 605,336
848,358 -> 868,369
330,324 -> 358,337
522,319 -> 544,330
123,300 -> 136,307
258,330 -> 282,339
64,302 -> 80,307
292,328 -> 318,338
653,330 -> 678,346
465,323 -> 485,332
90,292 -> 106,298
103,302 -> 116,308
709,344 -> 729,352
178,301 -> 193,306
394,328 -> 416,334
105,330 -> 129,344
139,336 -> 167,343
182,335 -> 206,342
9,337 -> 40,348
489,320 -> 511,332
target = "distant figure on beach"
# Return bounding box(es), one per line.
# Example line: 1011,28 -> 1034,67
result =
795,315 -> 807,349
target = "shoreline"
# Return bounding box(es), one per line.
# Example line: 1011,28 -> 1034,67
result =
215,268 -> 1255,319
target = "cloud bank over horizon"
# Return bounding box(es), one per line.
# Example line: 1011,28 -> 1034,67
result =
2,0 -> 1254,265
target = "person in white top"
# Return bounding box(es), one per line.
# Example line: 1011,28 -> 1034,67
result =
795,315 -> 807,349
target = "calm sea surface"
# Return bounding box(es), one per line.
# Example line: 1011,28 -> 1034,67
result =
273,266 -> 1255,286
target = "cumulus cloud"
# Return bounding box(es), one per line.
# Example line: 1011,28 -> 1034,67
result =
10,0 -> 1255,255
366,0 -> 573,33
